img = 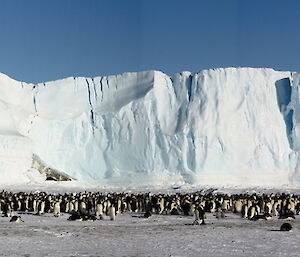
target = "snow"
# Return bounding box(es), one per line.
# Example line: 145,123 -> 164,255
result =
0,212 -> 299,257
0,67 -> 300,188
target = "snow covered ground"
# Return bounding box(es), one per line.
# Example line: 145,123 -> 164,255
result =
0,211 -> 299,257
1,179 -> 299,196
0,183 -> 299,256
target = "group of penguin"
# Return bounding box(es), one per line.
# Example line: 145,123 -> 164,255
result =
0,191 -> 298,230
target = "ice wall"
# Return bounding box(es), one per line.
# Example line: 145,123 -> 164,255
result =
0,67 -> 299,187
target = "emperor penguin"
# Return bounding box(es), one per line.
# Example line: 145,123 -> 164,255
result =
79,200 -> 87,215
247,205 -> 257,220
0,198 -> 4,214
280,223 -> 292,231
103,200 -> 108,214
189,203 -> 196,216
108,205 -> 116,221
96,202 -> 104,220
38,200 -> 45,215
234,199 -> 243,213
279,211 -> 295,220
250,213 -> 272,221
117,198 -> 122,214
241,204 -> 248,218
68,200 -> 75,214
33,199 -> 38,213
10,216 -> 24,223
265,201 -> 273,216
193,205 -> 205,225
24,196 -> 29,212
158,197 -> 165,215
74,199 -> 79,212
7,202 -> 14,217
272,202 -> 280,216
296,202 -> 300,215
53,200 -> 61,217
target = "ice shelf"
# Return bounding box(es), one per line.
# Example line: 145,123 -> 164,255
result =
0,67 -> 299,187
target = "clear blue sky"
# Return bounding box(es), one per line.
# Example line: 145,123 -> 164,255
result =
0,0 -> 299,83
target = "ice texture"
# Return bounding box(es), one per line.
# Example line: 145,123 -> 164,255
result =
0,67 -> 300,187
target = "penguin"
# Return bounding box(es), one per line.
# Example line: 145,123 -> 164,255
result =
181,199 -> 191,216
59,196 -> 67,213
279,211 -> 295,220
280,223 -> 292,231
44,195 -> 52,213
96,202 -> 104,220
250,213 -> 272,221
53,200 -> 61,217
10,216 -> 24,223
24,196 -> 29,212
189,203 -> 196,216
82,214 -> 97,221
137,195 -> 144,213
143,211 -> 152,218
108,205 -> 116,221
221,198 -> 230,212
272,202 -> 280,216
79,200 -> 87,215
158,197 -> 165,215
73,197 -> 79,212
68,200 -> 75,214
0,198 -> 4,214
33,199 -> 38,213
103,200 -> 108,214
296,202 -> 300,215
234,199 -> 243,213
241,204 -> 248,218
247,205 -> 257,220
214,200 -> 222,218
68,212 -> 83,221
265,201 -> 273,216
117,198 -> 122,214
38,200 -> 45,215
170,201 -> 181,215
5,202 -> 14,217
193,205 -> 205,225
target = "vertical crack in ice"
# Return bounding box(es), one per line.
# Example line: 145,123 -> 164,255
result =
218,137 -> 225,153
186,131 -> 196,171
91,78 -> 98,100
101,114 -> 113,178
99,77 -> 104,101
187,74 -> 192,102
85,78 -> 95,132
275,77 -> 293,148
115,74 -> 118,90
106,77 -> 110,88
32,85 -> 38,113
86,79 -> 92,107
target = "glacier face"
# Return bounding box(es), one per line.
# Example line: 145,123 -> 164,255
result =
0,67 -> 300,187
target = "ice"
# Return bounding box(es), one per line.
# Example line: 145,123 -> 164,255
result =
0,68 -> 300,187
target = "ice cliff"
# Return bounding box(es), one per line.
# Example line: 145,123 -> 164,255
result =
0,67 -> 300,187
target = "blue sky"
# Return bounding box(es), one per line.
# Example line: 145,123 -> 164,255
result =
0,0 -> 299,83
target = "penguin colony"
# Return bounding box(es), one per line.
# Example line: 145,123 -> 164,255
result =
0,191 -> 299,226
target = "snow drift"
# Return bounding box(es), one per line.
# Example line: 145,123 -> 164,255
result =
0,67 -> 300,187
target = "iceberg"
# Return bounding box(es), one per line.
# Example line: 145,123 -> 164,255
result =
0,67 -> 299,187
